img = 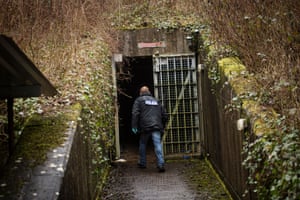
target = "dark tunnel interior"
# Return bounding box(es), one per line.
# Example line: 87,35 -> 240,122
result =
117,56 -> 154,152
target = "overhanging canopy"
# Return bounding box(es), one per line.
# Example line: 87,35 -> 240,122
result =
0,34 -> 57,98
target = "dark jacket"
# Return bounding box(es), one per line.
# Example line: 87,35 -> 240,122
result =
131,93 -> 168,133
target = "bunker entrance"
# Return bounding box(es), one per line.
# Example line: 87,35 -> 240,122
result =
114,28 -> 202,159
117,56 -> 153,152
116,54 -> 201,159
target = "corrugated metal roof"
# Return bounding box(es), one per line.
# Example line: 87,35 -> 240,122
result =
0,34 -> 57,98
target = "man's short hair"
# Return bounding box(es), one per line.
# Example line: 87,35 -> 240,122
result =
140,86 -> 150,95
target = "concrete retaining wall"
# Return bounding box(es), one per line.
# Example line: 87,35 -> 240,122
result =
17,106 -> 105,200
58,107 -> 108,200
58,118 -> 92,200
201,56 -> 276,199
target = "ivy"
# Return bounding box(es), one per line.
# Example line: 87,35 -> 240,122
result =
78,44 -> 115,178
243,116 -> 300,199
205,40 -> 300,199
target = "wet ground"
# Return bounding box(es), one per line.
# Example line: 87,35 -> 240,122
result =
100,146 -> 232,200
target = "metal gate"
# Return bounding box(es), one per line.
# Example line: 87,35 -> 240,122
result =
153,54 -> 200,157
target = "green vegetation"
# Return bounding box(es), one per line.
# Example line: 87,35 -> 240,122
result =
109,1 -> 203,31
183,159 -> 232,200
0,0 -> 299,199
0,0 -> 116,195
202,1 -> 300,199
0,104 -> 81,198
13,104 -> 81,166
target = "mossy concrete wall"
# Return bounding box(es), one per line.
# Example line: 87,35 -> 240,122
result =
0,104 -> 107,200
58,106 -> 108,200
3,104 -> 107,200
58,113 -> 92,200
218,58 -> 276,137
201,56 -> 276,200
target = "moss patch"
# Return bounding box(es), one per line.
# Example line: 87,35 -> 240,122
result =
0,104 -> 81,199
13,103 -> 81,166
218,57 -> 259,95
14,114 -> 67,166
218,57 -> 277,136
218,57 -> 246,76
182,159 -> 232,200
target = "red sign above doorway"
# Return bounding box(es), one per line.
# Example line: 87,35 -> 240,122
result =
138,41 -> 166,48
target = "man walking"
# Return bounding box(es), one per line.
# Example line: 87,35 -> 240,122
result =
131,86 -> 168,172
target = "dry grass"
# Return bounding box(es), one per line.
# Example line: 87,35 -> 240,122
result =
200,0 -> 300,127
0,1 -> 299,198
0,0 -> 117,87
0,0 -> 298,141
0,0 -> 118,169
0,0 -> 121,112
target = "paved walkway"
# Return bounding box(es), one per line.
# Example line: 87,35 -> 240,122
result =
100,146 -> 232,200
0,141 -> 232,200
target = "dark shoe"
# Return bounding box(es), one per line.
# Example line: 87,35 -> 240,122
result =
137,163 -> 146,169
158,166 -> 165,173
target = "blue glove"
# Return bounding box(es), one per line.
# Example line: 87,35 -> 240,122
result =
132,128 -> 138,134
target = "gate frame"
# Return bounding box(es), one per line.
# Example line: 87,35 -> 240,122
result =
153,53 -> 202,158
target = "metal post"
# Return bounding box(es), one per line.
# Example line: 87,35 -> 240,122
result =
112,54 -> 121,159
7,98 -> 14,155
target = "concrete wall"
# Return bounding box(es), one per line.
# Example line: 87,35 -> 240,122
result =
11,107 -> 90,200
200,57 -> 276,199
120,28 -> 193,57
200,63 -> 249,199
58,120 -> 92,200
15,106 -> 106,200
58,110 -> 107,200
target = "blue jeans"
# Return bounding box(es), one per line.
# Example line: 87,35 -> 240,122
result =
139,131 -> 164,167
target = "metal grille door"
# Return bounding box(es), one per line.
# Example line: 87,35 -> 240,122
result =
153,54 -> 200,157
